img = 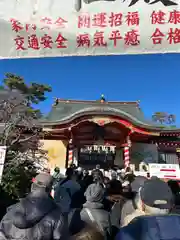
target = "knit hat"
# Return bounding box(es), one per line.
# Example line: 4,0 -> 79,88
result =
140,178 -> 173,209
131,176 -> 147,193
85,183 -> 105,203
32,173 -> 53,189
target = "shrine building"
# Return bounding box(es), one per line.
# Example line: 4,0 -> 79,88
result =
40,96 -> 180,171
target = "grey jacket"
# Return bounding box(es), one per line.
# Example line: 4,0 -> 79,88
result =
80,201 -> 111,233
0,189 -> 69,240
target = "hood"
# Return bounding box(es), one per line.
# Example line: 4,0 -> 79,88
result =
85,183 -> 105,203
10,189 -> 57,229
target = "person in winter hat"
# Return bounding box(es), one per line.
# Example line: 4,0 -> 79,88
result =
124,167 -> 135,183
52,167 -> 64,188
106,171 -> 122,195
91,165 -> 104,181
122,177 -> 174,227
108,176 -> 147,235
76,167 -> 83,182
0,173 -> 69,240
54,168 -> 81,214
80,183 -> 111,236
80,170 -> 93,192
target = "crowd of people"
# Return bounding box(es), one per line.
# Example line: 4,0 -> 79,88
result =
1,163 -> 180,239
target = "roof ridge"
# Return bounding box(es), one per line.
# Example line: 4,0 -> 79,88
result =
53,98 -> 140,105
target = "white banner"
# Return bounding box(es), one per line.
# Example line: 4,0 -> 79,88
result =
0,0 -> 180,59
149,163 -> 180,179
80,145 -> 116,153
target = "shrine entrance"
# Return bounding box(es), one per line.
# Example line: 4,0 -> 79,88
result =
78,144 -> 117,169
71,117 -> 130,169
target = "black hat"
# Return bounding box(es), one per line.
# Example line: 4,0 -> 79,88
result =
66,167 -> 74,177
140,178 -> 173,209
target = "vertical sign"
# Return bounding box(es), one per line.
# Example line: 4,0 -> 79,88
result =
0,146 -> 7,183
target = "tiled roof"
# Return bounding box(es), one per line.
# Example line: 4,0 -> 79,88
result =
41,99 -> 166,130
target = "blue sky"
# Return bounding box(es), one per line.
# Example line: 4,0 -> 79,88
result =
0,54 -> 179,125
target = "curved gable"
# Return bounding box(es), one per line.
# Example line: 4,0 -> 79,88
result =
42,104 -> 160,130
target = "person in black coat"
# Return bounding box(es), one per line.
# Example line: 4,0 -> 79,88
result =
0,173 -> 68,240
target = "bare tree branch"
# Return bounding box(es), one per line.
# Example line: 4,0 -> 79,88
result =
0,89 -> 47,169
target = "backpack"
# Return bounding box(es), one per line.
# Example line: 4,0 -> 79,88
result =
85,208 -> 112,239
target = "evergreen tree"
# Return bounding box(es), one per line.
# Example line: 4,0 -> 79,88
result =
1,73 -> 52,118
0,73 -> 51,200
